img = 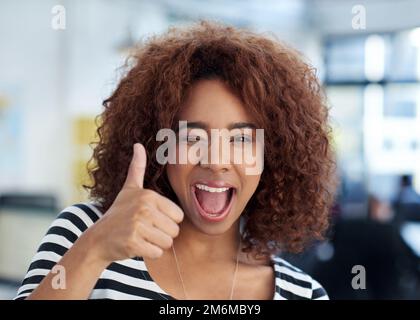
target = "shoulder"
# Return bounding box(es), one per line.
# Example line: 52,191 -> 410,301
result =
34,202 -> 104,255
54,202 -> 103,232
271,255 -> 329,300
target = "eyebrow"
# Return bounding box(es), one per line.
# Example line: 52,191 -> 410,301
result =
177,121 -> 257,131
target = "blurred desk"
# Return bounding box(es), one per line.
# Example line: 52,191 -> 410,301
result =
0,194 -> 57,284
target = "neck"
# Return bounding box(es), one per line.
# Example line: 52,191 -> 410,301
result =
173,217 -> 242,263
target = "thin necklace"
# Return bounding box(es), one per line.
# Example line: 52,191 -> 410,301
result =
171,237 -> 241,300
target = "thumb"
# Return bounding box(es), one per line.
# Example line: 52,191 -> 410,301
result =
123,143 -> 147,189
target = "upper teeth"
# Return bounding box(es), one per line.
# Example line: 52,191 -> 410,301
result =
195,184 -> 230,193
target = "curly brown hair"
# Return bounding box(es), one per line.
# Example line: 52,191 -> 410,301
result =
85,20 -> 337,258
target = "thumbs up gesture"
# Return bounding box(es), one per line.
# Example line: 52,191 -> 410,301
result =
87,143 -> 184,263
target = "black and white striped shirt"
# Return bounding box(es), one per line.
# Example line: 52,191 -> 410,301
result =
15,203 -> 328,300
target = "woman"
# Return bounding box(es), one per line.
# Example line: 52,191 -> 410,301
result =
16,21 -> 336,300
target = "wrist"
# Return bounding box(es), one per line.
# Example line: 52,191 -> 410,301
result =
73,226 -> 111,270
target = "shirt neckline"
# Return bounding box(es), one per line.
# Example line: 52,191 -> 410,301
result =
138,254 -> 278,300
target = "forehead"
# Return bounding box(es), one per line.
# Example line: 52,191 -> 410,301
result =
177,79 -> 255,126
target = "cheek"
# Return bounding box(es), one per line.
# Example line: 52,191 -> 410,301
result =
236,166 -> 262,200
166,164 -> 180,192
243,175 -> 261,196
166,164 -> 191,195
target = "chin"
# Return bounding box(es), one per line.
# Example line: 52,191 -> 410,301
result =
186,212 -> 239,236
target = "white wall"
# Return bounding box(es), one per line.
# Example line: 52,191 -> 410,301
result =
0,0 -> 168,206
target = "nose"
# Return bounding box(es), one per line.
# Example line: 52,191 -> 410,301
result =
199,138 -> 232,173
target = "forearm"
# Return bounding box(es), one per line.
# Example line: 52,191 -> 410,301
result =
26,230 -> 109,300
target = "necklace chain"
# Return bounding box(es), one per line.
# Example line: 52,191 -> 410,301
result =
172,237 -> 241,300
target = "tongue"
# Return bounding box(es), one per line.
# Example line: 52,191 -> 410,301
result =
195,189 -> 230,214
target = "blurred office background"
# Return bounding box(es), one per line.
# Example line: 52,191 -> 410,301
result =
1,0 -> 420,299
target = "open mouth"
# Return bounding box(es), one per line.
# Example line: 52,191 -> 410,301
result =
191,182 -> 236,222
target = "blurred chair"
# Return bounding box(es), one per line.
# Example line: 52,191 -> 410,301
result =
394,203 -> 420,224
311,218 -> 420,299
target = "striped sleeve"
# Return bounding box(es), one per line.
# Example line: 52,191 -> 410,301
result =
272,256 -> 329,300
311,278 -> 329,300
14,203 -> 102,300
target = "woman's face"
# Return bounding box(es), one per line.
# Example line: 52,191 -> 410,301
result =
166,79 -> 263,235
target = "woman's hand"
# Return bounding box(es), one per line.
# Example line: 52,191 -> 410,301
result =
25,143 -> 183,300
88,143 -> 184,264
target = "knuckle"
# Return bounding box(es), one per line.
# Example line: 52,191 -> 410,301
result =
140,188 -> 156,201
172,224 -> 180,237
175,210 -> 184,223
149,249 -> 163,259
162,236 -> 173,249
133,217 -> 145,230
138,205 -> 153,220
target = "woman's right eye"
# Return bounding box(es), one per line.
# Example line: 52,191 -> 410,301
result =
187,135 -> 201,143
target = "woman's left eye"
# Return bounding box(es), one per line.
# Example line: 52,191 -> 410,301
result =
230,135 -> 252,143
187,135 -> 201,142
